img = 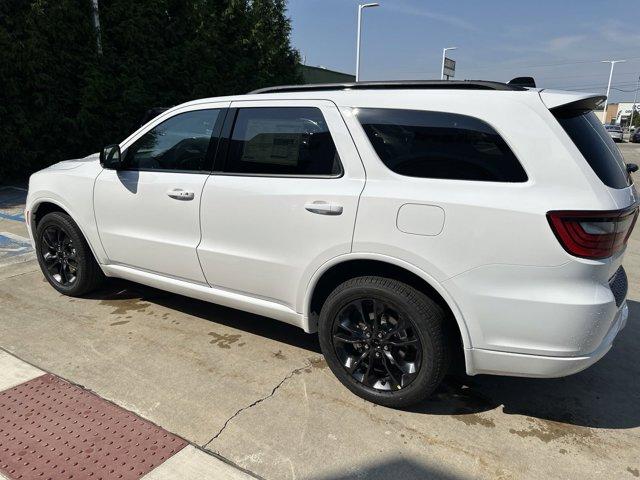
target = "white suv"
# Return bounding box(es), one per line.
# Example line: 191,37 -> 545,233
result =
26,81 -> 638,407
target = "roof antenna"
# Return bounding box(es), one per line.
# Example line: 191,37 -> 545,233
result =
508,77 -> 536,88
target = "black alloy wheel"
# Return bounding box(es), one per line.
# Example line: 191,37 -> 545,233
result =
332,298 -> 422,391
40,225 -> 78,286
35,211 -> 104,296
319,276 -> 449,408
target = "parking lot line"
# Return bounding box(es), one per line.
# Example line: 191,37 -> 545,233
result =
0,212 -> 24,222
0,232 -> 33,266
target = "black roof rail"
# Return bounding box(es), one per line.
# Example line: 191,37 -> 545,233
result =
249,80 -> 526,94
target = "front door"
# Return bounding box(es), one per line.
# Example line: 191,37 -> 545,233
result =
197,100 -> 365,310
94,105 -> 227,283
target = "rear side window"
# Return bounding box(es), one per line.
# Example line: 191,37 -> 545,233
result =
554,110 -> 631,189
223,107 -> 342,176
355,108 -> 527,182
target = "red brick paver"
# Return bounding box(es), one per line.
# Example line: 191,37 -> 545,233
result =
0,374 -> 187,480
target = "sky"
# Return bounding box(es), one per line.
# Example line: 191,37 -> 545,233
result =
287,0 -> 640,103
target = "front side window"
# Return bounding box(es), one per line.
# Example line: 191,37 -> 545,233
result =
223,107 -> 342,176
124,109 -> 221,172
356,108 -> 527,182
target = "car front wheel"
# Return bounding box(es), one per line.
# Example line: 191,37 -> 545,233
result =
35,211 -> 104,296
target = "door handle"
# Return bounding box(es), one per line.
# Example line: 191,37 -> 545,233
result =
305,201 -> 343,215
167,188 -> 195,201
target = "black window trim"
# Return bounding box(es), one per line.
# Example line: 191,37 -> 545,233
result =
355,107 -> 529,184
212,106 -> 344,179
119,107 -> 228,175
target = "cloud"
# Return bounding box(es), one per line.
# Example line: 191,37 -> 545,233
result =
597,19 -> 640,45
384,3 -> 478,32
545,35 -> 586,52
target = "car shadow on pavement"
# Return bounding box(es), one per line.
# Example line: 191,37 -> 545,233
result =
310,458 -> 467,480
84,278 -> 322,353
86,280 -> 639,431
411,300 -> 640,430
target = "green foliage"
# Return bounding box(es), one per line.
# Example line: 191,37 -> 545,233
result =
0,0 -> 301,180
631,109 -> 640,129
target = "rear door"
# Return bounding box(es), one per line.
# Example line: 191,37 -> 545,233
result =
197,100 -> 365,310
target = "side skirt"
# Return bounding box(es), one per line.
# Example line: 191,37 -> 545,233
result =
101,264 -> 305,329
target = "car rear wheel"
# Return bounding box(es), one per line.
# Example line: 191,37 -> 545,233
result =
35,211 -> 105,296
318,276 -> 449,408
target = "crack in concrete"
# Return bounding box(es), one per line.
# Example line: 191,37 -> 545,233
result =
202,362 -> 310,449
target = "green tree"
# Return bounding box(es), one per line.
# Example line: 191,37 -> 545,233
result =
0,0 -> 96,179
0,0 -> 301,181
630,107 -> 640,129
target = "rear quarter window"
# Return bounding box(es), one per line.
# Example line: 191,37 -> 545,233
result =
355,108 -> 527,182
554,110 -> 631,189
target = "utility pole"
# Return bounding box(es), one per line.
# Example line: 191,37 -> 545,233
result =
90,0 -> 102,56
601,59 -> 626,124
629,75 -> 639,132
355,3 -> 379,82
441,47 -> 457,80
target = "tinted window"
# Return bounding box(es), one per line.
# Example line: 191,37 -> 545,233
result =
125,109 -> 220,172
356,108 -> 527,182
223,107 -> 341,176
555,111 -> 630,189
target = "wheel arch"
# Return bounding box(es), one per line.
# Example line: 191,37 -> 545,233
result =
30,199 -> 104,266
303,254 -> 472,356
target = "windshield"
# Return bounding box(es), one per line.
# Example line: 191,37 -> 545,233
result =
554,111 -> 631,189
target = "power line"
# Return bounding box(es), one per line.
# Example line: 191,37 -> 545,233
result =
610,87 -> 639,93
549,80 -> 639,90
458,56 -> 640,72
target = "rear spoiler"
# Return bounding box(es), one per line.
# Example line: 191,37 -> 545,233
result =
508,77 -> 536,88
539,90 -> 606,112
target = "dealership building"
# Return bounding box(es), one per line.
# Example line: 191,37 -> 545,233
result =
595,102 -> 639,125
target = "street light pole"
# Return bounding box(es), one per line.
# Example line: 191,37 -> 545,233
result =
628,76 -> 639,132
601,59 -> 626,124
441,47 -> 457,80
356,3 -> 379,82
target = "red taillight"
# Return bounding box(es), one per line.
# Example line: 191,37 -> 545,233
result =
547,207 -> 638,259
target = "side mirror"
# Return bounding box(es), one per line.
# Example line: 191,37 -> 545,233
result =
100,144 -> 123,169
626,163 -> 638,173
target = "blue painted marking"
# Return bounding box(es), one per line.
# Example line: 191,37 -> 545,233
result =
0,211 -> 24,222
0,233 -> 32,260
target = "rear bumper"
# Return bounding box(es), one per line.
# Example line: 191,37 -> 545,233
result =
465,300 -> 628,377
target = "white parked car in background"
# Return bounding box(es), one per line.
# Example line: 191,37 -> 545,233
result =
605,124 -> 624,142
26,80 -> 638,407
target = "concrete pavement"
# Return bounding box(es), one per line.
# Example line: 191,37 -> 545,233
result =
1,144 -> 640,479
0,350 -> 257,480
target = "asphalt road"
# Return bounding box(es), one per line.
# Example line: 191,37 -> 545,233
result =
1,143 -> 640,480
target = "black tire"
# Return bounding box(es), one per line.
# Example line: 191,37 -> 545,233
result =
35,211 -> 105,296
318,276 -> 449,408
